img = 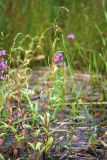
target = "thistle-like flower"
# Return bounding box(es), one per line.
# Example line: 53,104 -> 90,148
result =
67,33 -> 75,41
54,51 -> 64,67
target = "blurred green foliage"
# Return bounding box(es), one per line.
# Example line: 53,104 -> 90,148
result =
0,0 -> 107,70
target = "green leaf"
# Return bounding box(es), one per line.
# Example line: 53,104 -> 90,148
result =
45,137 -> 53,152
89,135 -> 96,142
36,142 -> 42,151
34,129 -> 41,137
10,126 -> 17,133
28,142 -> 35,151
0,153 -> 4,160
34,101 -> 38,112
23,124 -> 32,129
39,115 -> 45,123
42,127 -> 48,133
1,122 -> 9,128
0,133 -> 6,137
105,131 -> 107,136
15,135 -> 24,142
101,141 -> 107,148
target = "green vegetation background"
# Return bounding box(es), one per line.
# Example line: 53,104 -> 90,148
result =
0,0 -> 107,71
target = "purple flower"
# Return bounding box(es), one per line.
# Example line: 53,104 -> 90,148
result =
54,51 -> 64,67
0,50 -> 6,81
0,50 -> 6,56
54,55 -> 60,63
0,75 -> 4,81
0,59 -> 5,68
67,33 -> 75,40
59,53 -> 64,62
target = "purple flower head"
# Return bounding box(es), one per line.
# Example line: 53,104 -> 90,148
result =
67,33 -> 75,40
0,75 -> 4,81
54,55 -> 60,63
0,50 -> 6,81
54,51 -> 64,67
0,50 -> 6,56
0,59 -> 5,69
59,52 -> 64,62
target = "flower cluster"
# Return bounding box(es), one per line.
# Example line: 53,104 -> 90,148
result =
0,50 -> 6,80
67,33 -> 75,41
54,51 -> 64,67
